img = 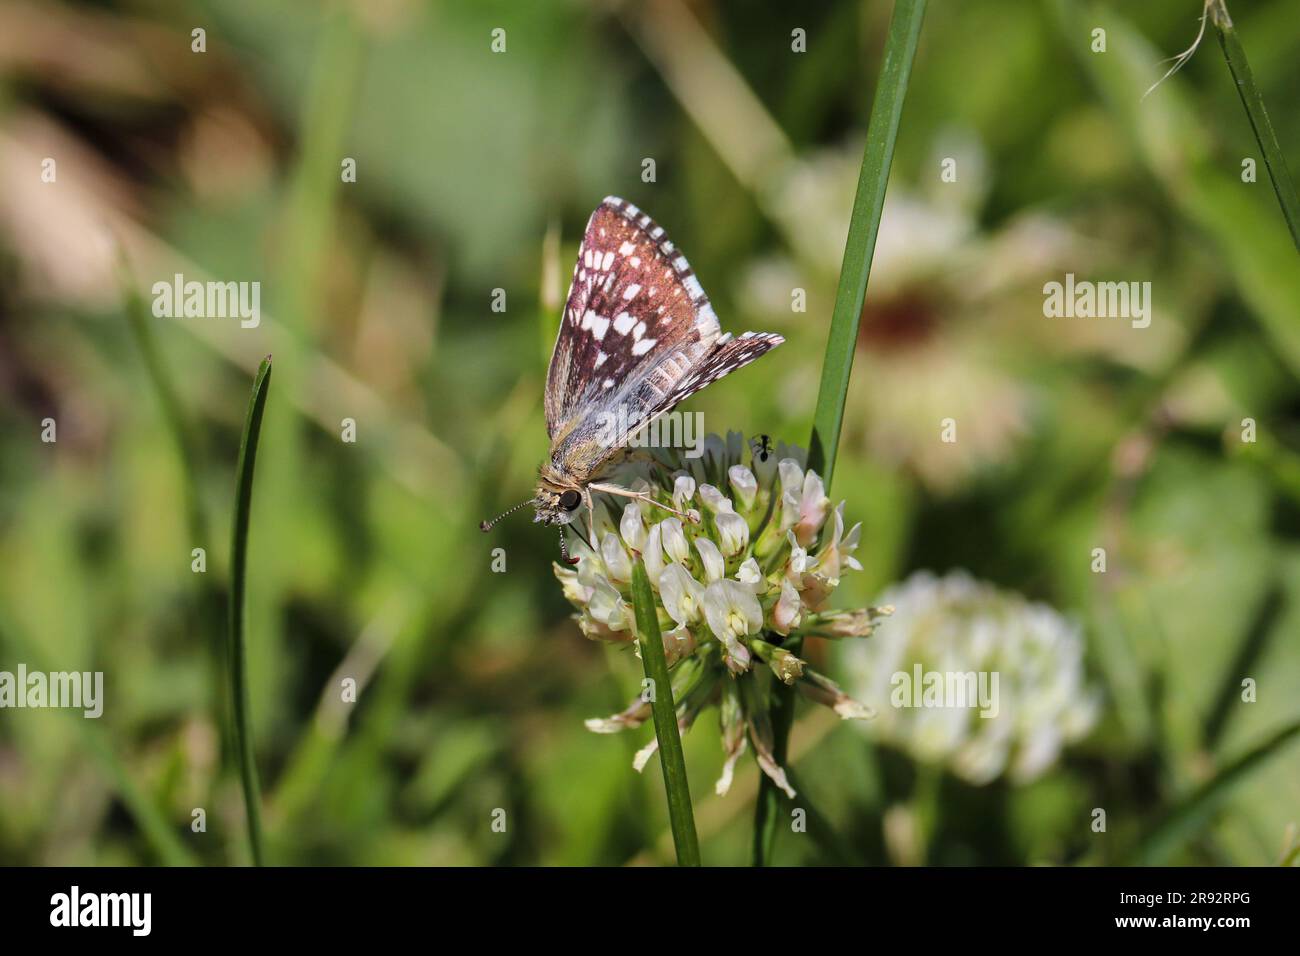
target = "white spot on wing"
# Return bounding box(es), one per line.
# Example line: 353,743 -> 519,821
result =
632,338 -> 657,356
582,310 -> 610,340
623,284 -> 641,300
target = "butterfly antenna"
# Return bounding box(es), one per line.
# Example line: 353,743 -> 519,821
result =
558,528 -> 578,565
480,498 -> 534,532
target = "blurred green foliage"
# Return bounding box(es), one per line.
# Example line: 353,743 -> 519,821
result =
0,0 -> 1297,865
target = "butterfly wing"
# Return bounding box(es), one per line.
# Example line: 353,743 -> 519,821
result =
545,197 -> 722,437
655,331 -> 785,412
545,197 -> 782,463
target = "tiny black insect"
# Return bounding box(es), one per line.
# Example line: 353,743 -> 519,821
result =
752,433 -> 773,463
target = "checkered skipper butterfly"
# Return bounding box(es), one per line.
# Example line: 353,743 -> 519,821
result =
481,197 -> 783,560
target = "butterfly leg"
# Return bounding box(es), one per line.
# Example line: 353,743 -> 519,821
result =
589,482 -> 701,524
582,486 -> 600,551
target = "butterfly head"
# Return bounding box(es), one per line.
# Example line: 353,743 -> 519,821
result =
532,474 -> 584,527
479,482 -> 581,565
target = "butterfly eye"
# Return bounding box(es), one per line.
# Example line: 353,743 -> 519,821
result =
559,490 -> 582,511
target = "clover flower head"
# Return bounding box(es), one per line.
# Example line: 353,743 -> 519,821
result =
842,570 -> 1100,785
554,431 -> 891,797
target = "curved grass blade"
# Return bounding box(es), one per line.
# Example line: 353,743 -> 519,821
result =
229,356 -> 273,866
1209,0 -> 1300,251
807,0 -> 928,485
630,556 -> 701,866
755,0 -> 928,867
1134,717 -> 1300,864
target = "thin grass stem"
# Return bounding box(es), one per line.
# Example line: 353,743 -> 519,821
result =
228,357 -> 273,866
630,556 -> 701,866
1210,0 -> 1300,250
754,0 -> 927,867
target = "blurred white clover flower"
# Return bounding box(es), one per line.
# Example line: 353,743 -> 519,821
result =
842,570 -> 1100,785
738,136 -> 1105,493
554,431 -> 891,798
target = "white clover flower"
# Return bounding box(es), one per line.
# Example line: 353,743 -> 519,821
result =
842,570 -> 1100,785
812,503 -> 862,583
672,474 -> 697,507
714,510 -> 749,557
558,431 -> 885,797
586,574 -> 631,634
703,578 -> 760,674
716,680 -> 747,795
661,517 -> 691,564
736,557 -> 764,591
778,459 -> 803,497
600,532 -> 632,584
727,464 -> 758,511
793,472 -> 830,546
771,579 -> 802,636
553,564 -> 592,606
620,501 -> 647,553
736,141 -> 1092,494
659,563 -> 705,628
785,530 -> 813,575
694,536 -> 726,582
698,483 -> 733,515
643,522 -> 666,583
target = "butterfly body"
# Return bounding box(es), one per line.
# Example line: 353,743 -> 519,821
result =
525,197 -> 784,534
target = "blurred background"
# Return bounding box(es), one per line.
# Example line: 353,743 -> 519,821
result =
1,0 -> 1298,866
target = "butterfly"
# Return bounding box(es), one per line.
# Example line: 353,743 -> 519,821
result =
482,197 -> 784,561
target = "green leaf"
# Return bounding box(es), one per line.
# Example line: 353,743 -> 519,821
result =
1135,718 -> 1300,864
228,357 -> 273,866
756,0 -> 928,868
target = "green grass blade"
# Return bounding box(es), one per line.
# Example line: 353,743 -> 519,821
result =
228,356 -> 273,866
807,0 -> 928,484
1210,0 -> 1300,251
1135,717 -> 1300,864
630,556 -> 701,866
755,0 -> 927,867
